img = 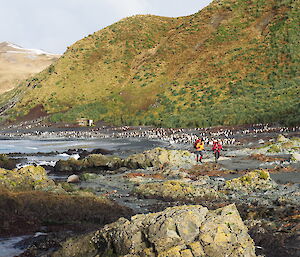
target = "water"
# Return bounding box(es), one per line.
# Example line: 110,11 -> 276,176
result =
0,236 -> 30,257
0,137 -> 167,256
0,138 -> 120,154
0,137 -> 167,168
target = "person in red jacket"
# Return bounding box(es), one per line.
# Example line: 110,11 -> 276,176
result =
212,140 -> 222,163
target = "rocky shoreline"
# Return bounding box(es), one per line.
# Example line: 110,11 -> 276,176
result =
0,125 -> 299,257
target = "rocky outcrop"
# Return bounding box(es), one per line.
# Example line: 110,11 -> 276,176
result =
224,170 -> 277,192
134,179 -> 226,201
259,136 -> 300,154
55,158 -> 84,173
54,148 -> 196,173
0,165 -> 64,192
83,154 -> 123,170
92,204 -> 256,257
124,147 -> 196,169
54,154 -> 123,173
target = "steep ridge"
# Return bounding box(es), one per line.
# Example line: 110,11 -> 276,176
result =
1,0 -> 299,127
0,42 -> 60,94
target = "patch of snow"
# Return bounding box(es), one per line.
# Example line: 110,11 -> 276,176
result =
5,42 -> 59,56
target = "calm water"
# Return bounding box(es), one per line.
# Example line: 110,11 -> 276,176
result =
0,137 -> 168,167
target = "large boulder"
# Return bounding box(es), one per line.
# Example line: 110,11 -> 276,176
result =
55,158 -> 84,173
125,147 -> 196,169
82,154 -> 123,170
0,165 -> 64,192
92,204 -> 256,257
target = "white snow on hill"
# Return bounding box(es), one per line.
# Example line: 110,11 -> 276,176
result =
2,42 -> 59,56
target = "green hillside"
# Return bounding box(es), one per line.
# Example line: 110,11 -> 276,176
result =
1,0 -> 299,127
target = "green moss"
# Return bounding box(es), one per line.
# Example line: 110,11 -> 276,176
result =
267,145 -> 281,153
258,170 -> 270,180
60,182 -> 77,192
80,173 -> 99,181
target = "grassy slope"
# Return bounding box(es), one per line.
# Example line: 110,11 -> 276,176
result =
2,0 -> 299,127
0,42 -> 60,94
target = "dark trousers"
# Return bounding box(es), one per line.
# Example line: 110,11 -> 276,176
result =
214,151 -> 220,162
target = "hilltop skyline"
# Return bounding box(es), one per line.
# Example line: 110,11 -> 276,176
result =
0,0 -> 212,54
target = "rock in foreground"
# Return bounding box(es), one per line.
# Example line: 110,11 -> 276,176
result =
92,204 -> 256,257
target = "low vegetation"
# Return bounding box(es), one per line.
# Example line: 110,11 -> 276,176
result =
1,0 -> 299,127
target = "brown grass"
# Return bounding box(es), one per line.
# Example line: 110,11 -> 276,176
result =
0,188 -> 133,237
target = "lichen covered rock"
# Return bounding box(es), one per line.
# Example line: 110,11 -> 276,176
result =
134,179 -> 226,201
55,158 -> 84,172
224,170 -> 276,192
83,154 -> 124,170
261,136 -> 300,154
92,204 -> 256,257
124,147 -> 196,169
0,165 -> 64,192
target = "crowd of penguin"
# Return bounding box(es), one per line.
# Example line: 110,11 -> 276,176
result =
1,123 -> 299,147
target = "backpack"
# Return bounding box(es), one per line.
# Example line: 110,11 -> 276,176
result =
194,139 -> 200,149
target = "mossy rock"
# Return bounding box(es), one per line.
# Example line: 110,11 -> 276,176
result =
55,158 -> 84,173
277,134 -> 288,142
134,179 -> 224,201
224,170 -> 275,192
80,173 -> 99,181
267,145 -> 281,153
0,165 -> 64,192
125,147 -> 195,170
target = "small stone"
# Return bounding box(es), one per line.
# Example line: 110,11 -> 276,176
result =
67,174 -> 80,183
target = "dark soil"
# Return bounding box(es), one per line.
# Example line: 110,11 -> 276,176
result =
14,104 -> 48,123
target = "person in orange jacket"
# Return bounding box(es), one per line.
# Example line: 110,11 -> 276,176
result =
194,137 -> 205,163
212,140 -> 222,163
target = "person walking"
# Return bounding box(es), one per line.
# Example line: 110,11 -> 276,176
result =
212,140 -> 222,163
194,137 -> 205,163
